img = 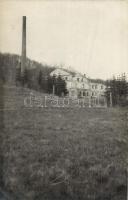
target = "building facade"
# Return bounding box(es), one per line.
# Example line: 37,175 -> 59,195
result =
50,68 -> 106,99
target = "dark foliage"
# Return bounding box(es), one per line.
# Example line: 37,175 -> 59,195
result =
38,73 -> 68,96
0,52 -> 67,96
106,74 -> 128,106
55,75 -> 68,96
15,66 -> 21,84
0,52 -> 55,91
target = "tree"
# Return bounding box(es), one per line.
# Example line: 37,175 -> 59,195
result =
15,61 -> 21,85
38,70 -> 43,89
47,75 -> 53,93
21,68 -> 29,87
41,74 -> 48,92
55,75 -> 67,96
106,74 -> 128,106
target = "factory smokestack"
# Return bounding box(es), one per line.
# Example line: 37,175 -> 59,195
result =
21,16 -> 26,74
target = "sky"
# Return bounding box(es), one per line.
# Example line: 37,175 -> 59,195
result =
0,0 -> 128,80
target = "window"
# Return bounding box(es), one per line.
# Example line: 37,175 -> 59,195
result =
83,91 -> 85,96
92,85 -> 94,89
101,85 -> 103,89
95,85 -> 97,89
71,90 -> 75,95
82,84 -> 84,88
65,77 -> 68,80
77,78 -> 79,82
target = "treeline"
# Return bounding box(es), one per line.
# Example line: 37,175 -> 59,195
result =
0,52 -> 55,85
0,53 -> 19,84
0,53 -> 67,96
16,69 -> 68,96
38,72 -> 68,96
106,74 -> 128,106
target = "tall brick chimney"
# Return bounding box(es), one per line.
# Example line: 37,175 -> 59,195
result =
21,16 -> 26,74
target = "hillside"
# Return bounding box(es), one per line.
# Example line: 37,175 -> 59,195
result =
0,52 -> 55,85
0,52 -> 106,87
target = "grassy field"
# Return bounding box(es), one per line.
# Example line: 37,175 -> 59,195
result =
1,86 -> 128,200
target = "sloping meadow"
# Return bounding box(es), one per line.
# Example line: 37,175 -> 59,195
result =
1,86 -> 128,200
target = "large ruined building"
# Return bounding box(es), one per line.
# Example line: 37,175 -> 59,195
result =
50,68 -> 106,99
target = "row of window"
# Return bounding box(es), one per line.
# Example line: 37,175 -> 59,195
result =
65,76 -> 86,82
92,85 -> 104,90
79,91 -> 103,97
79,91 -> 89,97
64,77 -> 104,90
79,91 -> 98,97
71,90 -> 104,97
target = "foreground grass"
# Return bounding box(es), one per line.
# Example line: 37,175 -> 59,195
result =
1,87 -> 128,200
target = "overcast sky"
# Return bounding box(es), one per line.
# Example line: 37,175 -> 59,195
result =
0,0 -> 128,79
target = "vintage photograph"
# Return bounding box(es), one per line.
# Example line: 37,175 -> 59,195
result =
0,0 -> 128,199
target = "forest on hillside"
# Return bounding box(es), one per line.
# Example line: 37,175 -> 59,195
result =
0,53 -> 68,96
0,52 -> 55,85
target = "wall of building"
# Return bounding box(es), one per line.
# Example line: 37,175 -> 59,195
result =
50,69 -> 106,98
89,83 -> 106,97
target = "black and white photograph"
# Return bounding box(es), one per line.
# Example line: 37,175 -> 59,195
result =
0,0 -> 128,199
